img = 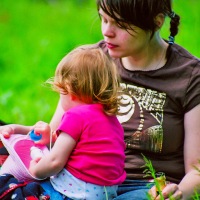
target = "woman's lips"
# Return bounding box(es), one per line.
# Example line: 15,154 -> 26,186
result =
106,42 -> 118,49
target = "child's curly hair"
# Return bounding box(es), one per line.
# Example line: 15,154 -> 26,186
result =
49,44 -> 121,115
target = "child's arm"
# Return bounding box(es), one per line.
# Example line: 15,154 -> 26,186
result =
29,132 -> 76,179
32,121 -> 52,145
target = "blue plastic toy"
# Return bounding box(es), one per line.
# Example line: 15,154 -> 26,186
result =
29,130 -> 42,141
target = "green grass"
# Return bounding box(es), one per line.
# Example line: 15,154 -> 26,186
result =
0,0 -> 102,125
0,0 -> 199,125
161,1 -> 200,58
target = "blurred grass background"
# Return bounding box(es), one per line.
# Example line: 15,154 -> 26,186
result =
0,0 -> 200,125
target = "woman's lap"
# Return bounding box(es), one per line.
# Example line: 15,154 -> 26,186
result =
113,179 -> 153,200
41,179 -> 153,200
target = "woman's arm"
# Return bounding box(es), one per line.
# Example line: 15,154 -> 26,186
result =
149,104 -> 200,200
49,99 -> 65,131
0,99 -> 64,143
0,121 -> 53,145
0,124 -> 32,138
178,103 -> 200,199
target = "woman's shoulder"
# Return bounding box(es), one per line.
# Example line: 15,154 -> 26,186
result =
163,43 -> 200,75
171,43 -> 200,64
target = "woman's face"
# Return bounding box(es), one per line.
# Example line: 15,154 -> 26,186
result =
99,8 -> 152,58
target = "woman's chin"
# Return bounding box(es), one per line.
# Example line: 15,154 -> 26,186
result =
108,50 -> 122,58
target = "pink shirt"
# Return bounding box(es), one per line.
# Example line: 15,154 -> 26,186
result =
57,103 -> 126,186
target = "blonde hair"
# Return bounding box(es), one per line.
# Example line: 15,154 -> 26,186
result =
50,44 -> 120,115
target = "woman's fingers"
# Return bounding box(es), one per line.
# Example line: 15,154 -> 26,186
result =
0,126 -> 14,138
162,183 -> 182,200
148,185 -> 157,199
149,183 -> 182,200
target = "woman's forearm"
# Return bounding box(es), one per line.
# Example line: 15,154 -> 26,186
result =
12,124 -> 32,134
49,99 -> 64,131
0,124 -> 32,136
178,169 -> 200,199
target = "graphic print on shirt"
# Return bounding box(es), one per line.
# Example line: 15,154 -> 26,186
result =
118,83 -> 166,153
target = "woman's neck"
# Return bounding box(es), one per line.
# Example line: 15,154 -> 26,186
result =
121,39 -> 169,71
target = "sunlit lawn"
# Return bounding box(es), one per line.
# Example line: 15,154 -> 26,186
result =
0,0 -> 199,125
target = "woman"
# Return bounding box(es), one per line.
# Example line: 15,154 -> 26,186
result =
51,0 -> 200,199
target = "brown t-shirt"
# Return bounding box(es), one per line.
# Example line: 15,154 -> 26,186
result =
97,40 -> 200,183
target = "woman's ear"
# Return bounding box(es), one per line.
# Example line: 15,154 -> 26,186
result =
154,13 -> 165,29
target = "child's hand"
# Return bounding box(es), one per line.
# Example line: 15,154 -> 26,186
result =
0,125 -> 14,138
29,157 -> 41,177
33,121 -> 51,145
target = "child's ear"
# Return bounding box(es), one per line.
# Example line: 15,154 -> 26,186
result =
70,94 -> 77,101
154,13 -> 165,29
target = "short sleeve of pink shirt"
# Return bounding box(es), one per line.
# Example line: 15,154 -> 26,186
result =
58,109 -> 83,142
57,104 -> 126,186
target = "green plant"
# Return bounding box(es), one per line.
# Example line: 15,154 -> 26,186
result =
192,191 -> 200,200
142,155 -> 200,200
142,155 -> 166,200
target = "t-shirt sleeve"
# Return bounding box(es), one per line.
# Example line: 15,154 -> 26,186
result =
57,111 -> 83,142
184,60 -> 200,112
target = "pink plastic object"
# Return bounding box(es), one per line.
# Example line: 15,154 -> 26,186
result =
0,134 -> 49,182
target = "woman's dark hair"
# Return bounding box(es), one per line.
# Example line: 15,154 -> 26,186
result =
97,0 -> 180,44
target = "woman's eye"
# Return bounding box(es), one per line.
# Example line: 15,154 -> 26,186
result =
101,17 -> 108,24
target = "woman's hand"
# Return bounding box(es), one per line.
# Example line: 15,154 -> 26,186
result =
0,124 -> 32,138
32,121 -> 51,145
0,125 -> 14,138
149,183 -> 183,200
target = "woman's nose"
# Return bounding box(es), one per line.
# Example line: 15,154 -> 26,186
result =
102,24 -> 115,38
